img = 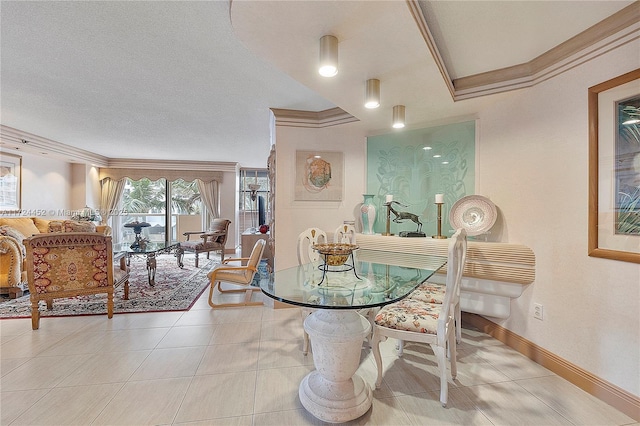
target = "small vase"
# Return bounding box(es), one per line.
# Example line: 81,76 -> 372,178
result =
361,194 -> 376,235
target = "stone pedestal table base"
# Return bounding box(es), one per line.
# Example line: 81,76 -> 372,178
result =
299,309 -> 372,423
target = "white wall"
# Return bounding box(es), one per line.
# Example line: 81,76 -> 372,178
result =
477,41 -> 639,396
0,150 -> 72,218
274,122 -> 367,270
272,43 -> 640,397
219,169 -> 239,251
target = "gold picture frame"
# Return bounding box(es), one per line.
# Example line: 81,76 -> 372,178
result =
588,69 -> 640,264
0,151 -> 22,212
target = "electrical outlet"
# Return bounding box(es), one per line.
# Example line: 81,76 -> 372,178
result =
533,303 -> 544,320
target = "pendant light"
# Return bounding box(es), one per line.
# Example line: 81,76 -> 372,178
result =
392,105 -> 405,128
318,35 -> 338,77
364,79 -> 380,109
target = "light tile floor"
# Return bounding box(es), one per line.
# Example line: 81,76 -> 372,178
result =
1,289 -> 637,425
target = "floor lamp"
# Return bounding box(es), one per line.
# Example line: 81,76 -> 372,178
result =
248,184 -> 261,233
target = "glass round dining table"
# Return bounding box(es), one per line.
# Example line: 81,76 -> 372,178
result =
260,248 -> 447,423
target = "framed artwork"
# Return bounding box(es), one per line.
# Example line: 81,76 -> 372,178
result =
0,152 -> 22,212
295,151 -> 343,201
588,69 -> 640,264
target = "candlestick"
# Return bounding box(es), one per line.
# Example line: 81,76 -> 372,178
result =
432,201 -> 447,239
382,201 -> 393,236
385,194 -> 393,203
435,193 -> 444,204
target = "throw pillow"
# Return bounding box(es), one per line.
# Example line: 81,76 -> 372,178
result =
0,225 -> 27,256
62,220 -> 97,233
48,220 -> 97,233
0,217 -> 40,237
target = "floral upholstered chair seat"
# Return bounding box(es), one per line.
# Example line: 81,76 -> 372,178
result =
407,283 -> 445,304
374,298 -> 441,335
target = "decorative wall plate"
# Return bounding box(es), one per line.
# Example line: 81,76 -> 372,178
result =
449,195 -> 497,236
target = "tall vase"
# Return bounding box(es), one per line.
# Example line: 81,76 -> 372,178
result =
361,194 -> 376,235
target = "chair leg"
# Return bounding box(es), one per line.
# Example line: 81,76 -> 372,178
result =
396,339 -> 405,356
301,308 -> 312,355
31,299 -> 40,330
107,291 -> 114,319
455,305 -> 462,344
371,330 -> 386,388
194,253 -> 199,268
449,328 -> 458,381
302,330 -> 310,355
208,281 -> 263,309
432,344 -> 449,407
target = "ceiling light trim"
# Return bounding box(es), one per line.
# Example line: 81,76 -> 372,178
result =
392,105 -> 406,129
318,35 -> 339,77
365,79 -> 381,109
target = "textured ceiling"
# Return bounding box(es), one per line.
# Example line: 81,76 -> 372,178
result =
0,1 -> 634,168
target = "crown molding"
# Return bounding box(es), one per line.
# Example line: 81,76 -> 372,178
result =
408,0 -> 640,100
105,158 -> 239,173
0,125 -> 110,166
270,107 -> 359,128
0,125 -> 238,171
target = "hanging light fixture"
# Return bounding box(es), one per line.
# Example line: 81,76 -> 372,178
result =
318,35 -> 338,77
392,105 -> 406,128
364,79 -> 380,109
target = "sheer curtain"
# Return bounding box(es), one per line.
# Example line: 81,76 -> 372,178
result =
197,179 -> 220,223
99,178 -> 126,225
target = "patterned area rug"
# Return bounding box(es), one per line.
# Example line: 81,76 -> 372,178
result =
0,254 -> 216,319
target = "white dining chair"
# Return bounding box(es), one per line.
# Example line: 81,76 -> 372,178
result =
297,227 -> 327,355
333,223 -> 356,244
370,228 -> 467,407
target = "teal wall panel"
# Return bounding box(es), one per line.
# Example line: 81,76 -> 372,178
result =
366,121 -> 475,236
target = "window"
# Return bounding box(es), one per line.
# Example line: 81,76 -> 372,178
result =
115,178 -> 202,244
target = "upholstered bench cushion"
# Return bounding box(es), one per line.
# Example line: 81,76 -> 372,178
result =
408,283 -> 445,304
374,299 -> 442,334
181,240 -> 218,251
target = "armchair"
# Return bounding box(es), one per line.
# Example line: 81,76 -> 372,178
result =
24,232 -> 118,330
181,218 -> 231,267
206,238 -> 265,309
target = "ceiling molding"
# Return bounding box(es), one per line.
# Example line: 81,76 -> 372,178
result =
0,125 -> 238,171
105,158 -> 238,173
405,0 -> 455,99
408,1 -> 640,100
270,107 -> 359,128
0,125 -> 110,166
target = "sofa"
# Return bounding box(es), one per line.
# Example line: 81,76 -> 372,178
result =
0,217 -> 113,298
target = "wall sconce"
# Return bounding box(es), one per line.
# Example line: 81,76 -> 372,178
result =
392,105 -> 406,128
318,35 -> 338,77
365,79 -> 380,109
